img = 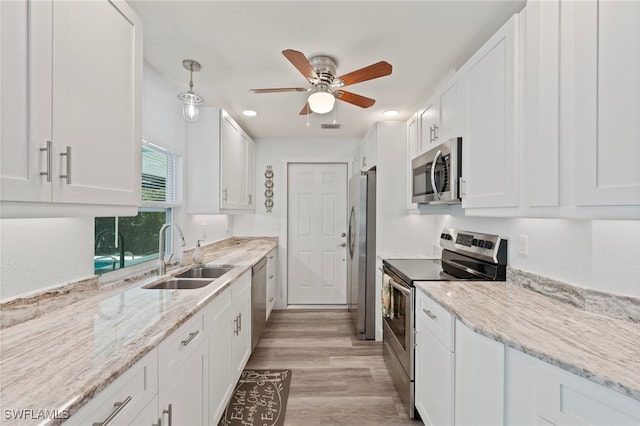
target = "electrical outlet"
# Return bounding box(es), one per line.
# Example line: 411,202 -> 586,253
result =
517,235 -> 529,256
201,222 -> 208,240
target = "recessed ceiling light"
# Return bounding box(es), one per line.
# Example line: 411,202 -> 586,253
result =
383,109 -> 399,117
243,110 -> 257,117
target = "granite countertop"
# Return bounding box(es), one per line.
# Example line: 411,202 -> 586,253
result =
0,236 -> 277,425
414,279 -> 640,401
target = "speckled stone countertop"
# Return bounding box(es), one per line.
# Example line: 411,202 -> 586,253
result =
0,236 -> 277,425
414,278 -> 640,401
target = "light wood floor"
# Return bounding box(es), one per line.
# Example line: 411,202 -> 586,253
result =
245,309 -> 420,426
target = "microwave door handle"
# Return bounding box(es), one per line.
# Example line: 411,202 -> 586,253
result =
430,150 -> 442,200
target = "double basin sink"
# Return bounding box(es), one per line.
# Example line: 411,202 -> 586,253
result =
143,265 -> 234,290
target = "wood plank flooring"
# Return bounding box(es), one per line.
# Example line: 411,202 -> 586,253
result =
245,309 -> 420,426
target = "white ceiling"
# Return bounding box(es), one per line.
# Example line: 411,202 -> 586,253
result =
129,0 -> 526,140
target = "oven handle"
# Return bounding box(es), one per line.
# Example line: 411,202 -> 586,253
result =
388,277 -> 411,297
430,150 -> 442,200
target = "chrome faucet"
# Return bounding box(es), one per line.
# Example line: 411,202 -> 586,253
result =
157,223 -> 186,275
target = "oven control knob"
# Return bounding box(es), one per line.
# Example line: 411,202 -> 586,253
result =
472,238 -> 478,246
485,241 -> 493,249
477,240 -> 486,248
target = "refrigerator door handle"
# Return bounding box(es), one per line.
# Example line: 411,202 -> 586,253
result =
347,206 -> 356,259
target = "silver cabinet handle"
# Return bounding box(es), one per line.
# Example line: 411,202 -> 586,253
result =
238,312 -> 242,332
181,330 -> 199,347
162,404 -> 172,426
422,308 -> 437,320
248,193 -> 252,204
60,146 -> 72,184
152,418 -> 162,426
223,188 -> 228,202
233,315 -> 239,335
433,124 -> 439,141
429,125 -> 434,143
92,395 -> 132,426
362,156 -> 367,167
40,141 -> 52,182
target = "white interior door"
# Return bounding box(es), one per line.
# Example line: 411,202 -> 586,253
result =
288,163 -> 348,305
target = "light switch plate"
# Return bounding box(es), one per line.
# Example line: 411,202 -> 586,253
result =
517,235 -> 529,256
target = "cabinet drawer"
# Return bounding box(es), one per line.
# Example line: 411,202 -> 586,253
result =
68,347 -> 158,426
416,290 -> 454,352
158,310 -> 205,386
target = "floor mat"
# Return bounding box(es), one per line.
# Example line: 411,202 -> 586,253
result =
218,369 -> 292,426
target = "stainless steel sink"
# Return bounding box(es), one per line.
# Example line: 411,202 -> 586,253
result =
143,278 -> 214,290
175,265 -> 234,279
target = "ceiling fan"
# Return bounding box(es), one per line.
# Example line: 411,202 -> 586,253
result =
250,49 -> 392,115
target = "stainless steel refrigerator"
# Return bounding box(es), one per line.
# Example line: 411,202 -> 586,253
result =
347,168 -> 376,340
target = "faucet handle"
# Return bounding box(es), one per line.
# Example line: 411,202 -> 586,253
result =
166,252 -> 174,264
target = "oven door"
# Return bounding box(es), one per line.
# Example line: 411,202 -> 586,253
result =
382,271 -> 413,377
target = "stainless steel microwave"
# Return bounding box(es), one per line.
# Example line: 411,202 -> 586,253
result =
411,137 -> 462,204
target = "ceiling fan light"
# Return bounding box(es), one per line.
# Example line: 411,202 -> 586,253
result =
308,91 -> 335,114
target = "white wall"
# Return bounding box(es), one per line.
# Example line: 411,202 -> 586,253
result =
432,214 -> 640,297
0,218 -> 95,299
234,137 -> 362,236
0,63 -> 230,300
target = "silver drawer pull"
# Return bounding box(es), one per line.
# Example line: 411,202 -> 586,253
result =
233,315 -> 239,335
162,403 -> 173,426
238,312 -> 242,332
60,146 -> 72,184
40,141 -> 52,182
92,395 -> 132,426
181,330 -> 199,346
269,297 -> 274,302
422,308 -> 437,320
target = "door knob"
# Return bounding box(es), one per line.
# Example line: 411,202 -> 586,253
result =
340,242 -> 346,247
341,232 -> 346,237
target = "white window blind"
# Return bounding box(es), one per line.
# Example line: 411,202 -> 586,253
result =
141,141 -> 178,205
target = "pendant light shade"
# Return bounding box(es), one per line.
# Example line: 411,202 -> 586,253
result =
178,59 -> 203,122
308,89 -> 335,114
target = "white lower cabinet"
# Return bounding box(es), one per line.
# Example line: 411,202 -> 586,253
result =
67,347 -> 158,425
454,319 -> 504,425
158,308 -> 207,425
507,348 -> 640,426
415,290 -> 455,425
266,248 -> 277,319
230,272 -> 252,381
68,269 -> 257,426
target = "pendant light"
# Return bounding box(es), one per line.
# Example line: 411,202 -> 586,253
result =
178,59 -> 203,122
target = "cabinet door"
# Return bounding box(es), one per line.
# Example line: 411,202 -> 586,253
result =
208,292 -> 233,425
51,0 -> 141,206
574,0 -> 640,206
415,314 -> 454,426
454,319 -> 504,425
437,75 -> 466,143
0,0 -> 51,202
159,342 -> 207,426
419,102 -> 439,152
463,14 -> 519,208
407,114 -> 419,210
246,136 -> 256,209
231,272 -> 252,381
220,112 -> 247,209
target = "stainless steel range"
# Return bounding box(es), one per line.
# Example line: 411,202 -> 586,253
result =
382,228 -> 507,419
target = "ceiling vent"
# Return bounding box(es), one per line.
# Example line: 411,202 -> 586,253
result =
321,123 -> 341,129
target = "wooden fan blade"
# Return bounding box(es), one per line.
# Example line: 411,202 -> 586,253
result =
337,61 -> 392,87
283,49 -> 318,81
250,87 -> 309,94
334,90 -> 376,108
299,103 -> 312,115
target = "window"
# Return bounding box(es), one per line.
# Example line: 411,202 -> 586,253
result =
94,141 -> 179,275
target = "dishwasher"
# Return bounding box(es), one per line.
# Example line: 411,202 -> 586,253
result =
251,257 -> 267,351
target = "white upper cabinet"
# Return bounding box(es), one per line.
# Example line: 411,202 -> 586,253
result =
359,124 -> 378,171
522,0 -> 560,207
0,0 -> 142,216
462,13 -> 520,209
574,0 -> 640,206
187,107 -> 256,214
417,73 -> 467,155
